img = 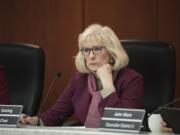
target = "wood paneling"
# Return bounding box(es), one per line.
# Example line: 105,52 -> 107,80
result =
158,0 -> 180,105
84,0 -> 157,40
0,1 -> 12,41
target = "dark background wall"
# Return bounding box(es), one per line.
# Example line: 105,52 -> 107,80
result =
0,0 -> 179,113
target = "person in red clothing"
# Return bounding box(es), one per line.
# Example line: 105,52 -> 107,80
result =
0,64 -> 9,104
20,24 -> 144,128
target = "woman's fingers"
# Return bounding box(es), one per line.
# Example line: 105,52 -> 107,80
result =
19,114 -> 38,126
19,114 -> 27,125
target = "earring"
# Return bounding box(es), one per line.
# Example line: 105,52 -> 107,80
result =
110,58 -> 114,64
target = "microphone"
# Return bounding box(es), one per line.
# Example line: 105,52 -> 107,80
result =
149,97 -> 180,116
38,72 -> 62,115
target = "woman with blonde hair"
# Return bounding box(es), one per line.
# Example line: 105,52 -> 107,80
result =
20,24 -> 144,128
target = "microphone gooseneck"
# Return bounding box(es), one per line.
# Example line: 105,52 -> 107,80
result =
38,72 -> 62,115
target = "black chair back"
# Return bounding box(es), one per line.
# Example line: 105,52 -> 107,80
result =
121,40 -> 176,114
0,43 -> 45,115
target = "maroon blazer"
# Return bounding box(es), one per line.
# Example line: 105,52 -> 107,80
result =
0,65 -> 9,104
39,68 -> 144,126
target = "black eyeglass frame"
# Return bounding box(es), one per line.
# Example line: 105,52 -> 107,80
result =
80,47 -> 105,56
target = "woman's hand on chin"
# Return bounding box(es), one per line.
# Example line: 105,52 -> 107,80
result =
96,64 -> 112,83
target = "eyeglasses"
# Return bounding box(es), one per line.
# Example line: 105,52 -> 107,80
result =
80,47 -> 105,56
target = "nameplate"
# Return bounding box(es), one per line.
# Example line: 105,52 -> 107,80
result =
100,107 -> 145,133
0,105 -> 23,127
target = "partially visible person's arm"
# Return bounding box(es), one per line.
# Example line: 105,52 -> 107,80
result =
99,68 -> 144,111
161,121 -> 173,133
0,65 -> 10,104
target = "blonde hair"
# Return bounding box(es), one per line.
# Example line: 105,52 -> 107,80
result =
75,24 -> 129,73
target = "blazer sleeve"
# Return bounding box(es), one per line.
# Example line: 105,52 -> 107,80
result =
98,68 -> 144,112
39,73 -> 77,126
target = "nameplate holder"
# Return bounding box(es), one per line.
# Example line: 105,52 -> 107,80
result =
0,105 -> 23,127
100,107 -> 145,133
